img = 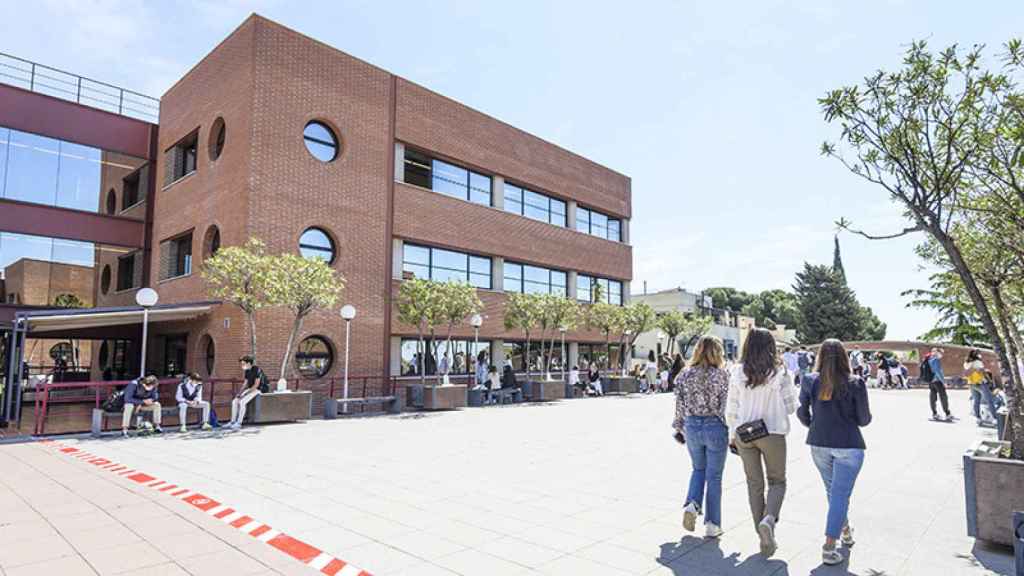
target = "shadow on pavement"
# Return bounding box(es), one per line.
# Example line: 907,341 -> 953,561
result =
659,536 -> 789,574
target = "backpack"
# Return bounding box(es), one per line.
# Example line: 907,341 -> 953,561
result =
102,390 -> 125,413
255,367 -> 270,393
797,352 -> 811,370
919,357 -> 934,383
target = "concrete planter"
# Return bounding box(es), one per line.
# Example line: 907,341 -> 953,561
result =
602,376 -> 638,395
251,391 -> 312,423
964,439 -> 1024,547
522,380 -> 565,402
407,385 -> 467,410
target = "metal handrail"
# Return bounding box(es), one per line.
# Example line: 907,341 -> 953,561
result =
0,51 -> 159,123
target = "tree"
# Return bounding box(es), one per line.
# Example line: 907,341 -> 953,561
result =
676,315 -> 714,358
585,302 -> 625,370
821,39 -> 1024,456
504,292 -> 542,380
657,311 -> 689,358
832,236 -> 847,282
52,293 -> 85,369
396,278 -> 443,385
741,290 -> 800,332
620,302 -> 657,371
902,271 -> 990,346
438,281 -> 483,376
858,306 -> 887,341
267,254 -> 344,382
539,295 -> 579,379
704,287 -> 755,313
793,264 -> 868,343
203,238 -> 273,362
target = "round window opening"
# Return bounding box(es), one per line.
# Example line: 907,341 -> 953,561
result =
209,117 -> 226,161
101,265 -> 112,295
204,225 -> 221,259
299,227 -> 335,263
106,189 -> 117,214
295,336 -> 333,378
303,121 -> 338,162
201,334 -> 215,376
49,342 -> 73,362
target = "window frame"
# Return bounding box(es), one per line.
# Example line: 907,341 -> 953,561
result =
402,242 -> 492,289
577,274 -> 624,305
503,182 -> 567,227
294,335 -> 334,378
503,260 -> 567,296
576,205 -> 622,242
402,148 -> 492,207
302,121 -> 339,162
116,253 -> 136,292
298,227 -> 336,264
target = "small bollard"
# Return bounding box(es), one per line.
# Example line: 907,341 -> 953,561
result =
1015,511 -> 1024,576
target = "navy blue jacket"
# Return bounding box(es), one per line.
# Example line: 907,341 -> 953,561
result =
797,374 -> 871,449
123,379 -> 160,405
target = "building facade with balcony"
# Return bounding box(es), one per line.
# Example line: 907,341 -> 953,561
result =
1,13 -> 633,422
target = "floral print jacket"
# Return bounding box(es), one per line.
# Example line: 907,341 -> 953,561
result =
673,366 -> 730,431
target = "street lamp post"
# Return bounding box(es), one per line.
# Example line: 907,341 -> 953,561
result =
470,313 -> 483,384
623,329 -> 632,376
340,305 -> 356,413
559,325 -> 567,383
135,288 -> 159,378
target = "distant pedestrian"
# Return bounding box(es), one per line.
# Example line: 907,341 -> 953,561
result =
849,346 -> 865,378
726,328 -> 796,558
675,335 -> 730,538
588,362 -> 603,396
965,349 -> 997,425
797,346 -> 813,385
644,350 -> 658,393
783,347 -> 799,386
797,339 -> 871,566
668,353 -> 684,392
923,348 -> 953,421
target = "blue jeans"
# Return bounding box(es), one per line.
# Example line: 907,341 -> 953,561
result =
683,416 -> 729,526
810,446 -> 864,539
971,383 -> 998,420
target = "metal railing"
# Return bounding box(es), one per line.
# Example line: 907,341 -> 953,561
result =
0,52 -> 159,123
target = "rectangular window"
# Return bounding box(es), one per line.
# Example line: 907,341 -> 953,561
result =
576,205 -> 622,242
400,338 -> 489,377
122,171 -> 141,210
116,253 -> 136,291
402,149 -> 491,206
165,130 -> 198,185
402,243 -> 492,289
501,341 -> 564,374
160,233 -> 193,280
577,275 -> 623,305
504,261 -> 566,296
503,182 -> 566,227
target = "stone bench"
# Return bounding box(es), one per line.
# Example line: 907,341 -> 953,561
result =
250,391 -> 312,423
521,380 -> 565,402
324,396 -> 401,418
91,404 -> 205,437
407,385 -> 467,410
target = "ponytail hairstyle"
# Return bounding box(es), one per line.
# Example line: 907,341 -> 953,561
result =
816,339 -> 851,401
741,328 -> 779,388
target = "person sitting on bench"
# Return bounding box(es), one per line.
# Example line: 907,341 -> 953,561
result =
176,372 -> 212,433
229,356 -> 267,429
122,375 -> 163,437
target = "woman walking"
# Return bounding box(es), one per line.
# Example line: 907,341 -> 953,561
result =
797,339 -> 872,566
674,336 -> 730,538
645,350 -> 658,393
726,328 -> 796,558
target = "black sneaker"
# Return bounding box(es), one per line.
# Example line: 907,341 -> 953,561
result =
153,427 -> 164,434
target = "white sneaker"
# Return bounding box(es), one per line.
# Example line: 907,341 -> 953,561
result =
705,523 -> 723,538
201,423 -> 212,430
841,524 -> 854,546
682,502 -> 698,532
229,422 -> 242,430
179,425 -> 188,433
822,544 -> 843,565
758,515 -> 777,557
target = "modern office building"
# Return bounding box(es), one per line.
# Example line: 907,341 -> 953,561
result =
0,14 -> 632,425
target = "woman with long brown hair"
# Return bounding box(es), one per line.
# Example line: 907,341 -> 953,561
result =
673,335 -> 730,538
725,328 -> 796,558
797,339 -> 872,566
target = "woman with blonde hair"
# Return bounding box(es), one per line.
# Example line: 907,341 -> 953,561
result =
673,335 -> 730,538
726,328 -> 796,557
797,339 -> 872,566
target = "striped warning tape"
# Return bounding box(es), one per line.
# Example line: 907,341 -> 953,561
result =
41,440 -> 370,576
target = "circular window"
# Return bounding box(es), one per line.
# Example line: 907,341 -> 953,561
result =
295,336 -> 333,378
49,342 -> 73,361
201,334 -> 215,376
299,227 -> 335,263
106,189 -> 117,214
101,265 -> 112,294
209,117 -> 226,161
303,121 -> 338,162
203,225 -> 221,259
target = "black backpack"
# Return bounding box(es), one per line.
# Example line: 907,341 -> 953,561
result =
102,390 -> 125,413
919,357 -> 934,383
255,367 -> 270,393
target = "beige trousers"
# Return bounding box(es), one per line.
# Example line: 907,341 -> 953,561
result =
736,433 -> 787,526
122,402 -> 161,429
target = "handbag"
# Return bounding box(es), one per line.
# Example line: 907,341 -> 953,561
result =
736,419 -> 769,443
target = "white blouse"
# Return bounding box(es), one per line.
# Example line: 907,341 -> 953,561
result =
725,364 -> 797,438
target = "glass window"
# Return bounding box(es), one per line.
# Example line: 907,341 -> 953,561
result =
56,140 -> 102,212
404,149 -> 432,188
303,121 -> 338,162
590,211 -> 608,239
576,207 -> 591,234
551,270 -> 567,296
209,117 -> 226,161
550,198 -> 567,227
575,206 -> 621,241
503,262 -> 523,293
503,183 -> 566,227
523,190 -> 549,223
204,335 -> 216,376
608,219 -> 621,242
432,160 -> 469,200
159,234 -> 192,280
576,275 -> 592,303
505,261 -> 566,295
576,275 -> 623,305
299,227 -> 335,263
400,338 -> 488,376
121,171 -> 141,209
117,254 -> 136,291
402,244 -> 491,288
403,149 -> 491,206
295,336 -> 333,378
101,265 -> 111,294
469,172 -> 491,206
5,130 -> 59,206
501,341 -> 562,373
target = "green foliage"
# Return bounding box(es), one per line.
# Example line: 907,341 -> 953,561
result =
833,236 -> 846,282
657,311 -> 712,358
538,294 -> 580,376
740,290 -> 800,332
902,271 -> 991,346
504,292 -> 544,378
397,278 -> 444,384
203,238 -> 274,361
793,263 -> 879,343
704,287 -> 755,313
52,293 -> 85,308
266,254 -> 345,379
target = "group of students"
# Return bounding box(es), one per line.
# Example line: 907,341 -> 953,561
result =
673,328 -> 870,567
117,356 -> 269,437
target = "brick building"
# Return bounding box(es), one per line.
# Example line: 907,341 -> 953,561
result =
1,14 -> 633,422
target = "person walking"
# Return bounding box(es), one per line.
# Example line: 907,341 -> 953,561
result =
925,348 -> 953,421
796,346 -> 813,386
674,335 -> 730,538
726,328 -> 796,558
797,339 -> 872,566
783,347 -> 799,386
849,346 -> 865,379
644,350 -> 658,393
965,349 -> 998,425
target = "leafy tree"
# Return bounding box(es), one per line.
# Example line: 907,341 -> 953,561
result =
741,290 -> 800,332
539,295 -> 579,379
821,39 -> 1024,456
793,264 -> 867,343
397,278 -> 443,385
832,236 -> 847,282
504,292 -> 542,380
203,238 -> 273,362
704,287 -> 755,313
586,302 -> 625,370
267,254 -> 344,381
52,293 -> 85,368
438,281 -> 483,375
657,311 -> 689,358
902,271 -> 991,345
619,302 -> 657,371
858,306 -> 887,341
676,315 -> 714,358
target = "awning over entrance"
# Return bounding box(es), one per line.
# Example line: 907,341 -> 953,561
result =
16,301 -> 219,336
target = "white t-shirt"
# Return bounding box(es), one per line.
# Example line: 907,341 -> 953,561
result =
725,364 -> 797,438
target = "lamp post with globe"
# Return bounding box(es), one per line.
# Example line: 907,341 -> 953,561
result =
340,305 -> 356,413
135,288 -> 158,378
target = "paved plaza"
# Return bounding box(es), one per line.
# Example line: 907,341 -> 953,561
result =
0,389 -> 1014,575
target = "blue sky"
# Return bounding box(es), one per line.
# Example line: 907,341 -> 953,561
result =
3,1 -> 1020,339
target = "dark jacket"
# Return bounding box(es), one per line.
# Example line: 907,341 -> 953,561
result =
797,374 -> 871,449
501,366 -> 518,389
244,365 -> 266,391
123,379 -> 159,405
